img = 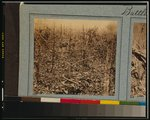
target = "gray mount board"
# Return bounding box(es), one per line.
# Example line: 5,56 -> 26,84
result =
19,3 -> 147,101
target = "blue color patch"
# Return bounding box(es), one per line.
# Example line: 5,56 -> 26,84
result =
139,102 -> 146,106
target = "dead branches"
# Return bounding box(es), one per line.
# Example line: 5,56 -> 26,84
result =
33,23 -> 117,96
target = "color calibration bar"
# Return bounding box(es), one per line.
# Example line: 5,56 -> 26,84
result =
21,97 -> 146,106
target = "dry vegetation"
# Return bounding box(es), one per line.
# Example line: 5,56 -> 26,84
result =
33,19 -> 117,96
131,23 -> 146,97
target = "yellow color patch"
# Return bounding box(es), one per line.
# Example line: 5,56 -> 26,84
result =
100,100 -> 120,105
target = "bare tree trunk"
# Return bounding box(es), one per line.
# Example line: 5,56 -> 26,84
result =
68,29 -> 72,79
51,24 -> 56,76
82,25 -> 86,71
34,33 -> 42,83
103,46 -> 110,95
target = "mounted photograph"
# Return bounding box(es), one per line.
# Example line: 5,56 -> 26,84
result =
130,22 -> 146,98
33,18 -> 118,96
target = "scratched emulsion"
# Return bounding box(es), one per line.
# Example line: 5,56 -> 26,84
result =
33,18 -> 117,96
131,23 -> 146,97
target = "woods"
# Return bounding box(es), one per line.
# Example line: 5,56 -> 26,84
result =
33,20 -> 117,96
131,23 -> 146,97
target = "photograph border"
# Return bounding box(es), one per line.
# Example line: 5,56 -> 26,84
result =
27,14 -> 123,100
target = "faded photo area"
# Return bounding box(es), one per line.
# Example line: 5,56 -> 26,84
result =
131,23 -> 146,97
33,18 -> 117,96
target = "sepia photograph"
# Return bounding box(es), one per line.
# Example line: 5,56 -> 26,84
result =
130,22 -> 146,97
33,18 -> 118,96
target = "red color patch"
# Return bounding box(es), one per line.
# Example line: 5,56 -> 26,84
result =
61,99 -> 80,104
80,100 -> 100,104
